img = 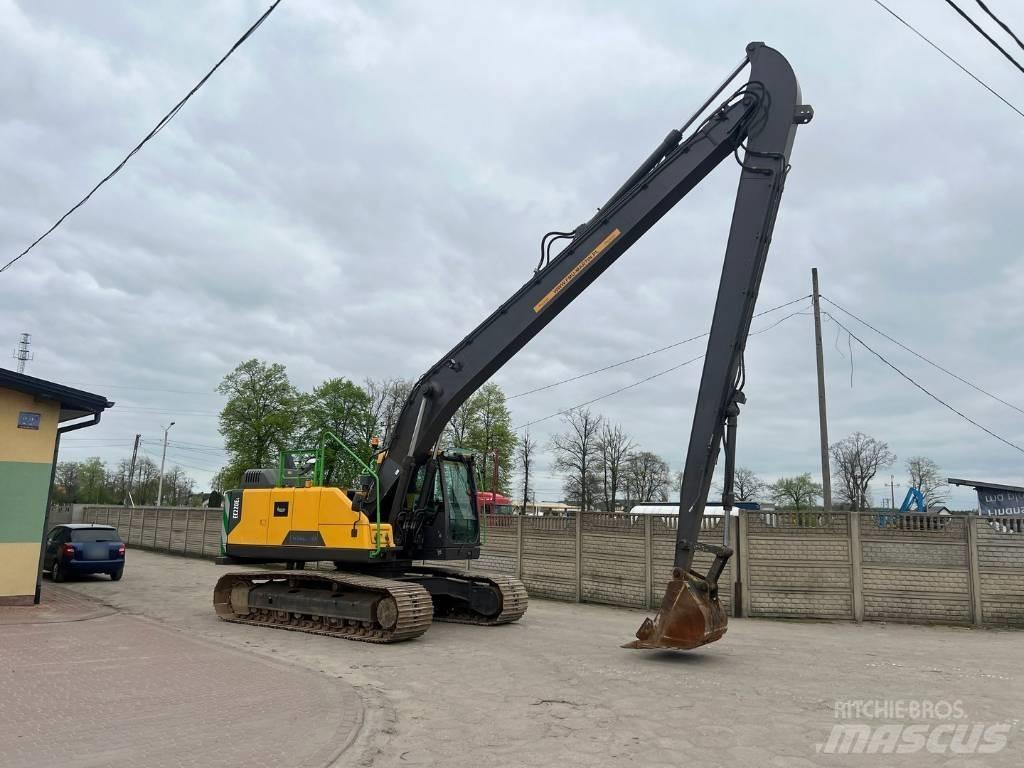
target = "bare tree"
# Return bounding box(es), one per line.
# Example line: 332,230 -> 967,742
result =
596,423 -> 635,511
365,377 -> 414,445
734,467 -> 767,502
830,432 -> 896,511
550,408 -> 603,511
906,456 -> 950,507
624,451 -> 671,504
711,466 -> 766,503
517,430 -> 538,512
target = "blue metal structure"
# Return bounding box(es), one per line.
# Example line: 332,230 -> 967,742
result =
899,487 -> 927,512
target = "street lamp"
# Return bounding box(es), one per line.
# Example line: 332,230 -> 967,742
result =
157,421 -> 176,506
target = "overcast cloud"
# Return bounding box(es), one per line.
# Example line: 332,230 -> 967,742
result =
2,0 -> 1023,508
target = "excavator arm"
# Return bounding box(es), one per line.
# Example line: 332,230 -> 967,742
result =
377,42 -> 811,648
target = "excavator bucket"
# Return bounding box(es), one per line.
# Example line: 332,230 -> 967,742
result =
624,568 -> 728,650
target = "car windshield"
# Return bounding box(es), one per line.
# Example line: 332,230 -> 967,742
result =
71,529 -> 120,543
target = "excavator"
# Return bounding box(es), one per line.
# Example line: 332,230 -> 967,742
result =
213,42 -> 812,649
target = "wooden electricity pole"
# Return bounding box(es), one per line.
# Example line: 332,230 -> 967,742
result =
125,433 -> 141,507
811,268 -> 832,511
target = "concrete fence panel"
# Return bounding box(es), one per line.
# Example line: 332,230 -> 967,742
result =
580,513 -> 646,608
859,514 -> 972,625
745,512 -> 853,619
520,516 -> 576,602
80,505 -> 1024,631
975,517 -> 1024,626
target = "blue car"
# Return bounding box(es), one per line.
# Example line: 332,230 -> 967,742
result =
43,523 -> 125,582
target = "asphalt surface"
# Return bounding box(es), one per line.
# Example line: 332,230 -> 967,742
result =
51,550 -> 1024,767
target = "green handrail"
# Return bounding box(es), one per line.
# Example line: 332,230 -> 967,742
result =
320,431 -> 384,558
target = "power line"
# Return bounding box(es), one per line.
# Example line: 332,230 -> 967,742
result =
513,355 -> 706,432
974,0 -> 1024,52
507,295 -> 810,400
141,447 -> 218,475
825,312 -> 1024,455
821,295 -> 1024,417
0,0 -> 283,275
512,306 -> 808,431
869,0 -> 1024,120
65,382 -> 220,396
943,0 -> 1024,74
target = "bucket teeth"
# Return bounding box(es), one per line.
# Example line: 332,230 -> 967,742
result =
623,571 -> 728,650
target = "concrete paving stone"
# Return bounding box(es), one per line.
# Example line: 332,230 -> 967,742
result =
0,589 -> 363,768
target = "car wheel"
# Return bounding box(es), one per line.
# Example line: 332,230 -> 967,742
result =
110,569 -> 123,582
52,561 -> 65,583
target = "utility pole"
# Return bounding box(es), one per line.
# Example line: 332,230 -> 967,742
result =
125,433 -> 141,507
157,422 -> 175,506
890,474 -> 895,509
12,332 -> 33,374
492,450 -> 500,512
811,268 -> 832,511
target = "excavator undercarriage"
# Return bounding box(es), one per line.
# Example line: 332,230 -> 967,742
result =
214,565 -> 528,644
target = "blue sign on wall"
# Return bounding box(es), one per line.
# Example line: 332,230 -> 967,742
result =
17,411 -> 41,430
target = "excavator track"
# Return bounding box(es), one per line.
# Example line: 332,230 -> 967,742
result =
410,566 -> 529,626
213,570 -> 434,644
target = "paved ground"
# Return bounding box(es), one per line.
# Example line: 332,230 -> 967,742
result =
0,583 -> 362,768
48,550 -> 1024,767
0,583 -> 114,625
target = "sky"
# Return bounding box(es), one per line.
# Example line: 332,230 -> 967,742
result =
2,0 -> 1023,509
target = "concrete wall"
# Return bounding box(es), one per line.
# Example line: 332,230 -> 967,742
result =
80,506 -> 222,558
0,390 -> 60,604
78,506 -> 1024,629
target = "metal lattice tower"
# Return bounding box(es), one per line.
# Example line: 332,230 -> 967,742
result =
12,332 -> 33,374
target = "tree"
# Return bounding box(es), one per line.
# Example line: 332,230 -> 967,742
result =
830,432 -> 896,510
596,423 -> 634,511
550,408 -> 603,511
623,450 -> 671,504
135,457 -> 160,505
733,467 -> 767,502
365,377 -> 414,445
299,377 -> 374,486
48,456 -> 196,505
443,383 -> 517,494
53,461 -> 81,503
465,384 -> 517,494
445,399 -> 478,449
711,467 -> 766,504
905,456 -> 950,508
77,457 -> 108,504
216,360 -> 301,489
769,473 -> 822,511
517,430 -> 538,511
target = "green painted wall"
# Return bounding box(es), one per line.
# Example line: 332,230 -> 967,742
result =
0,461 -> 54,543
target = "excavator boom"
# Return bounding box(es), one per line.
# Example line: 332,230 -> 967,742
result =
381,43 -> 811,647
217,42 -> 811,648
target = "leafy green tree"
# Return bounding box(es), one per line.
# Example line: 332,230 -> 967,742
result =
467,384 -> 517,494
443,383 -> 517,494
216,360 -> 301,489
78,457 -> 108,504
299,377 -> 374,487
769,473 -> 823,511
